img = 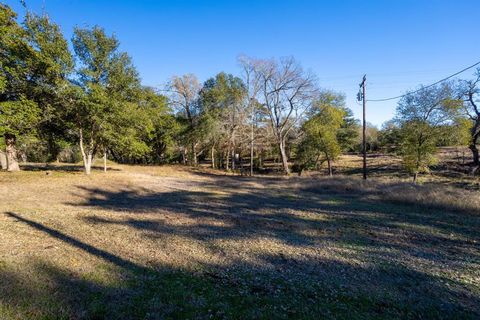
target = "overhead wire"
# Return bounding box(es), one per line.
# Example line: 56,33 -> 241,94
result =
366,59 -> 480,102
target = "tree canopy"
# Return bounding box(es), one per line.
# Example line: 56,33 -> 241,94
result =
1,3 -> 478,179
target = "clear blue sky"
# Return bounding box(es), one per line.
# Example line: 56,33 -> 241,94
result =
5,0 -> 480,126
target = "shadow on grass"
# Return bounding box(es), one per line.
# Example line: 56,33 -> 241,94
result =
5,212 -> 143,272
3,211 -> 479,319
3,174 -> 480,319
72,177 -> 480,247
20,163 -> 121,172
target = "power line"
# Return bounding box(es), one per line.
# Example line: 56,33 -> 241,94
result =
317,68 -> 462,82
367,59 -> 480,102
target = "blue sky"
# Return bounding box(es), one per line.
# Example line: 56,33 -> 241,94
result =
5,0 -> 480,126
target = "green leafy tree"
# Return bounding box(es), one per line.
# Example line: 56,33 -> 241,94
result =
365,123 -> 380,152
146,112 -> 181,164
23,11 -> 74,162
309,90 -> 358,152
378,120 -> 402,153
337,107 -> 360,152
117,87 -> 179,164
0,4 -> 40,171
399,120 -> 438,182
436,117 -> 471,147
199,72 -> 246,170
296,102 -> 344,176
396,83 -> 460,182
71,26 -> 145,174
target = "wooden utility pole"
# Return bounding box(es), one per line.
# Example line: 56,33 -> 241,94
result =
250,116 -> 254,176
358,75 -> 367,180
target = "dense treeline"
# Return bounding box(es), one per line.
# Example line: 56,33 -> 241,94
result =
1,4 -> 478,180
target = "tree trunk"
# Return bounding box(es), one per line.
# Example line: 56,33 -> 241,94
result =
327,158 -> 333,176
278,139 -> 289,175
211,145 -> 215,169
84,153 -> 93,175
469,119 -> 480,166
250,111 -> 255,176
298,166 -> 304,176
229,132 -> 236,171
191,143 -> 197,166
79,129 -> 94,175
0,151 -> 7,170
470,143 -> 479,166
182,148 -> 187,165
103,149 -> 107,173
250,148 -> 254,176
250,132 -> 254,176
5,134 -> 20,172
413,172 -> 418,184
226,148 -> 230,171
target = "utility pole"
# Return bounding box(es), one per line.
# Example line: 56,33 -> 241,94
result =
250,99 -> 255,176
358,75 -> 367,180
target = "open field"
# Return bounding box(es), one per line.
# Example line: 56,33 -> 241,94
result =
0,154 -> 479,319
3,0 -> 480,318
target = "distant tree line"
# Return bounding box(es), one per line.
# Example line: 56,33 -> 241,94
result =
1,4 -> 478,181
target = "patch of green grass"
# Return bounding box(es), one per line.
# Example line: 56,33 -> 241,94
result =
7,266 -> 469,320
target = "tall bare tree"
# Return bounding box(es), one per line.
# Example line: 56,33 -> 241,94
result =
252,57 -> 317,174
167,74 -> 201,165
457,68 -> 480,169
239,56 -> 263,175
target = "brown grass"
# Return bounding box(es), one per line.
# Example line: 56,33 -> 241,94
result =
299,175 -> 480,214
0,159 -> 479,319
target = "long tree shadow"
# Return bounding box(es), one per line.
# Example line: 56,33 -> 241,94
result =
71,181 -> 480,248
5,212 -> 145,272
71,184 -> 333,247
3,211 -> 479,318
70,181 -> 480,296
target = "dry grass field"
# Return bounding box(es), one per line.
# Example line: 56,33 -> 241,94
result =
0,151 -> 479,319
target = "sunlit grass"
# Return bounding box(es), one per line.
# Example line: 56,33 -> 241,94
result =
0,161 -> 479,319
